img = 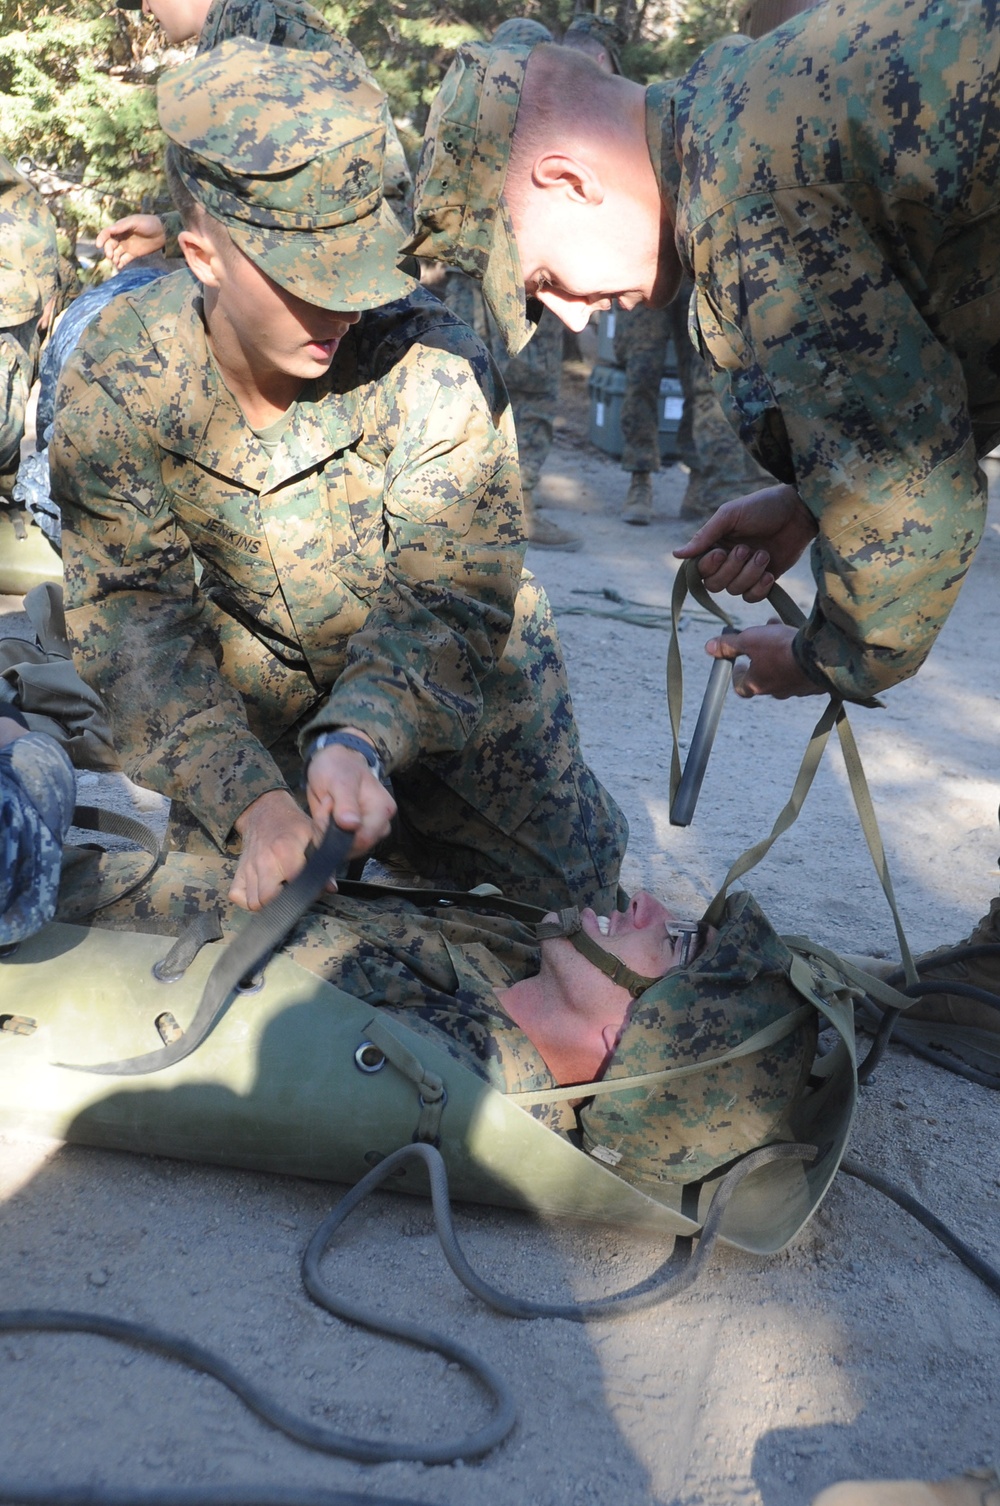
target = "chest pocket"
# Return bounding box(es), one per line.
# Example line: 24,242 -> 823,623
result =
169,491 -> 278,601
327,453 -> 385,602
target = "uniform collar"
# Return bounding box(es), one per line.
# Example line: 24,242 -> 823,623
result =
645,79 -> 683,216
149,275 -> 364,489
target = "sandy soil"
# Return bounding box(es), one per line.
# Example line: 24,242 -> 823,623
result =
1,359 -> 998,1505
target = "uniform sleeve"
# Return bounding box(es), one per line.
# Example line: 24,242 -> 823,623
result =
49,331 -> 288,846
691,188 -> 986,702
303,333 -> 524,771
0,325 -> 36,493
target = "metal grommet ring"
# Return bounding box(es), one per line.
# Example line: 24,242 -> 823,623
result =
354,1041 -> 386,1074
151,960 -> 183,984
0,943 -> 20,961
235,972 -> 264,995
418,1086 -> 447,1109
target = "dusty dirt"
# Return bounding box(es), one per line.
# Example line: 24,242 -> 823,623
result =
1,353 -> 999,1506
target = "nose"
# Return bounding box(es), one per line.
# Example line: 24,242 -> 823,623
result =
629,891 -> 675,929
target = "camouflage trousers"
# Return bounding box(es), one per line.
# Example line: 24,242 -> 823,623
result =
614,302 -> 673,476
441,271 -> 562,492
168,573 -> 628,915
668,284 -> 772,518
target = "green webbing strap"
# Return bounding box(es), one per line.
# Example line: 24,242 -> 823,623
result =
785,937 -> 918,1016
361,1015 -> 447,1144
830,714 -> 918,988
668,560 -> 919,989
506,1004 -> 813,1107
701,696 -> 841,928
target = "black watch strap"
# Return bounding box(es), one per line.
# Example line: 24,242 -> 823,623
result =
303,730 -> 385,783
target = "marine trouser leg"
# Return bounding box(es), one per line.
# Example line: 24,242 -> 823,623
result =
496,307 -> 564,492
390,574 -> 627,913
614,304 -> 672,476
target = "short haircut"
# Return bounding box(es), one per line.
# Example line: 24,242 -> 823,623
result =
505,44 -> 623,217
164,145 -> 205,229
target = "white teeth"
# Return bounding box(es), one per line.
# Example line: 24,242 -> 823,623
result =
596,915 -> 611,935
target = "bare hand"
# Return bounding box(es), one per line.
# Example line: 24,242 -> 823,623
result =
305,737 -> 396,861
706,621 -> 822,700
674,484 -> 817,603
97,214 -> 167,271
230,788 -> 317,912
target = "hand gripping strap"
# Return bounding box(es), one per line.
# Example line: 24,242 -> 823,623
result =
57,820 -> 356,1076
668,559 -> 918,990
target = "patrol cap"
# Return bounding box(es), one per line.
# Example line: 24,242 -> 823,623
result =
158,38 -> 415,312
579,891 -> 819,1187
562,13 -> 626,73
491,17 -> 552,46
0,730 -> 77,946
408,42 -> 537,355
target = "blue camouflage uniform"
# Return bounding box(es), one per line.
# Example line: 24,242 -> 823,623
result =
0,718 -> 76,944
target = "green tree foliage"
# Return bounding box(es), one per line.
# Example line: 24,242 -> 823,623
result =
0,0 -> 167,241
658,0 -> 739,76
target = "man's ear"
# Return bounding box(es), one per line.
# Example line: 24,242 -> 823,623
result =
178,222 -> 225,290
530,151 -> 605,206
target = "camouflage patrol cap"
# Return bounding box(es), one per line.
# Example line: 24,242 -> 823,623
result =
579,891 -> 819,1187
491,17 -> 553,46
407,42 -> 537,355
0,730 -> 77,945
563,13 -> 626,73
158,38 -> 415,311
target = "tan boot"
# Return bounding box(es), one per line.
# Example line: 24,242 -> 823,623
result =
622,471 -> 652,525
813,1468 -> 1000,1506
522,488 -> 583,551
910,896 -> 1000,1032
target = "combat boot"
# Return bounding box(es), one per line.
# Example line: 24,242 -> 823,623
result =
910,896 -> 1000,1032
522,488 -> 583,551
812,1467 -> 1000,1506
622,471 -> 652,525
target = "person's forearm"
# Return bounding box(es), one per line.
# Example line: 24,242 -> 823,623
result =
799,436 -> 986,700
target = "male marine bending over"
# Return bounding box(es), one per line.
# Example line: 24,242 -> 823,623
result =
50,41 -> 625,916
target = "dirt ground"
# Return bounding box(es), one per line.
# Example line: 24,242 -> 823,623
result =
1,354 -> 999,1506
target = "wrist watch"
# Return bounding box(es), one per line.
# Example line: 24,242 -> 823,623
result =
303,729 -> 386,785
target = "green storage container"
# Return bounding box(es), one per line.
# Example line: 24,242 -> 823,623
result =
588,365 -> 684,461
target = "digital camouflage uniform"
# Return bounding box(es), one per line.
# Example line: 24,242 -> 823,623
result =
52,271 -> 624,910
666,283 -> 773,519
0,158 -> 59,499
51,43 -> 625,913
0,722 -> 77,944
441,271 -> 564,494
652,0 -> 1000,701
438,18 -> 567,522
412,5 -> 1000,699
614,301 -> 673,478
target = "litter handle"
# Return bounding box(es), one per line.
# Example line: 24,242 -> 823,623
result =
670,628 -> 738,827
